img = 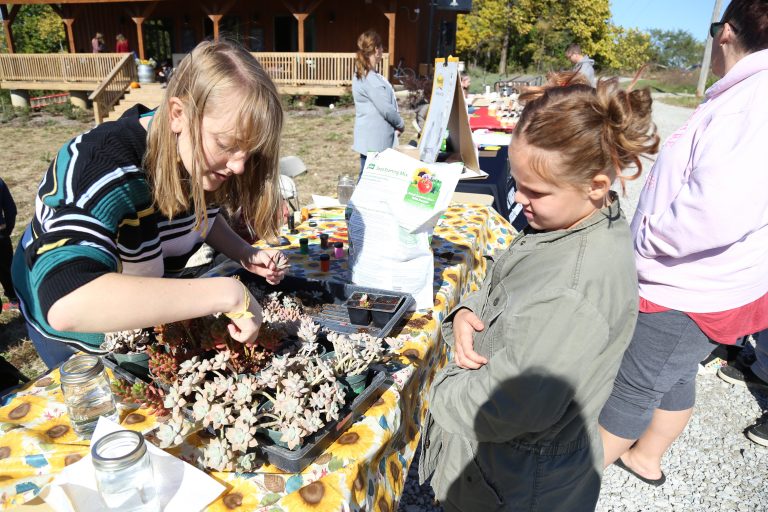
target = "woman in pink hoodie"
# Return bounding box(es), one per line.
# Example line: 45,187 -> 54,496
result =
599,0 -> 768,485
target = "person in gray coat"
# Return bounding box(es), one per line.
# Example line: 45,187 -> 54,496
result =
352,30 -> 404,176
566,43 -> 597,87
418,74 -> 660,511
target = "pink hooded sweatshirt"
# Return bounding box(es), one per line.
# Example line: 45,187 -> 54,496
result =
631,49 -> 768,313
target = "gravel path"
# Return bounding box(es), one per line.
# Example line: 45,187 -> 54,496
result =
396,96 -> 768,511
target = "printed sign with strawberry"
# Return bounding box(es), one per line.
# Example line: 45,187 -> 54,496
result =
404,168 -> 442,209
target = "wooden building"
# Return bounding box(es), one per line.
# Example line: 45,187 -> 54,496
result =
1,0 -> 471,76
0,0 -> 471,122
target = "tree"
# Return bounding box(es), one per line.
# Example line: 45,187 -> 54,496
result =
649,29 -> 704,69
457,0 -> 615,73
607,26 -> 654,71
457,0 -> 516,72
11,5 -> 66,54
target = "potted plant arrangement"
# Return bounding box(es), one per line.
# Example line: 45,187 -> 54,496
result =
345,292 -> 372,325
111,287 -> 403,472
345,292 -> 403,327
102,328 -> 152,381
326,331 -> 394,396
135,57 -> 157,83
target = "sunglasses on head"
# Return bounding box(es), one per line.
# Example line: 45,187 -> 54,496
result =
710,21 -> 738,38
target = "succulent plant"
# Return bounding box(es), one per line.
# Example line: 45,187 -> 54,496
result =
101,328 -> 152,354
136,283 -> 403,469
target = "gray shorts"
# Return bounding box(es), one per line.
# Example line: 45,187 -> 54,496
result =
599,309 -> 718,440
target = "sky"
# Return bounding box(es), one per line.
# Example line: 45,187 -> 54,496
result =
610,0 -> 722,41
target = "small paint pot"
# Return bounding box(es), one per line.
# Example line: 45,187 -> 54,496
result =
333,242 -> 344,259
299,238 -> 309,254
319,233 -> 330,249
319,254 -> 330,272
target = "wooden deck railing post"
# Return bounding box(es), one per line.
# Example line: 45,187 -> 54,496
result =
132,17 -> 145,60
62,19 -> 76,53
208,14 -> 223,42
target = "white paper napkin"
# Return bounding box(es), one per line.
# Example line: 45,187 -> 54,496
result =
39,417 -> 225,512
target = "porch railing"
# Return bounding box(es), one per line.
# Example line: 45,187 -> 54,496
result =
252,52 -> 389,88
0,52 -> 389,90
0,53 -> 126,83
89,54 -> 138,125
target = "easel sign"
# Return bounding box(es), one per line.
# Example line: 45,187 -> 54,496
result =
416,57 -> 487,180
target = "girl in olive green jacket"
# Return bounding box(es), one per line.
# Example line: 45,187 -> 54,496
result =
419,75 -> 660,512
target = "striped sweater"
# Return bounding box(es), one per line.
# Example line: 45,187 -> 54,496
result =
12,105 -> 218,351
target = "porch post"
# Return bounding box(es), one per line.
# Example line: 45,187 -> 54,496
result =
62,19 -> 76,53
132,17 -> 145,60
1,5 -> 20,54
293,13 -> 308,53
208,14 -> 223,42
1,20 -> 12,53
384,11 -> 395,69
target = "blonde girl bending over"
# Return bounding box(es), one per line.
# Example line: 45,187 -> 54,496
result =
12,40 -> 287,368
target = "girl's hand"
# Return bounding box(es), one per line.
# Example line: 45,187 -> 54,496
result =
453,308 -> 488,369
240,248 -> 288,285
225,284 -> 264,345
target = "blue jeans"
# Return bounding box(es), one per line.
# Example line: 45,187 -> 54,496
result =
750,329 -> 768,383
27,322 -> 76,370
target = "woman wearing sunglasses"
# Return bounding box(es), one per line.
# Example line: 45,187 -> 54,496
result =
599,0 -> 768,485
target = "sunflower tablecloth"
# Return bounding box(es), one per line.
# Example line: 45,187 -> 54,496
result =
0,204 -> 515,512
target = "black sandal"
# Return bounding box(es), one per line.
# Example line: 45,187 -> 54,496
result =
613,457 -> 666,486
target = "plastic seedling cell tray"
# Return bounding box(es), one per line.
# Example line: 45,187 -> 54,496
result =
256,365 -> 393,472
234,272 -> 414,339
102,353 -> 151,385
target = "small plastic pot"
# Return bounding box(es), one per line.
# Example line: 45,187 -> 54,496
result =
347,306 -> 371,325
345,292 -> 372,325
340,371 -> 368,398
373,295 -> 401,306
113,352 -> 150,381
259,427 -> 291,449
370,306 -> 398,328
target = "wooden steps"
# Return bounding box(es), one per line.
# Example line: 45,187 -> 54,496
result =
103,82 -> 165,122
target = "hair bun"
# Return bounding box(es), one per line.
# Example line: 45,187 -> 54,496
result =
514,73 -> 659,194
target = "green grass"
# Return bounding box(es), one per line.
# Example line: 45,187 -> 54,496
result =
657,95 -> 704,109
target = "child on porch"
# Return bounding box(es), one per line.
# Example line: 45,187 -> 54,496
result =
12,39 -> 288,369
418,73 -> 659,511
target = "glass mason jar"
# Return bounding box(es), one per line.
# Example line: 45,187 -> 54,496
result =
337,174 -> 356,205
92,430 -> 159,511
60,355 -> 118,437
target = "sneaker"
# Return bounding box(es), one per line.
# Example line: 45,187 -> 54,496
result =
717,363 -> 768,391
746,421 -> 768,447
1,299 -> 19,312
698,344 -> 731,374
698,356 -> 728,375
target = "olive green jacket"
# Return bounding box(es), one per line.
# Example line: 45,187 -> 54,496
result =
419,198 -> 638,512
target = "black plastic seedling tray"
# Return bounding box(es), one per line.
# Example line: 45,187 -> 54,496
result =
103,353 -> 150,385
256,365 -> 393,472
233,271 -> 415,340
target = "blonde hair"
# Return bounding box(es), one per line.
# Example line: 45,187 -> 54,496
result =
355,30 -> 382,80
515,71 -> 659,193
144,39 -> 284,241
